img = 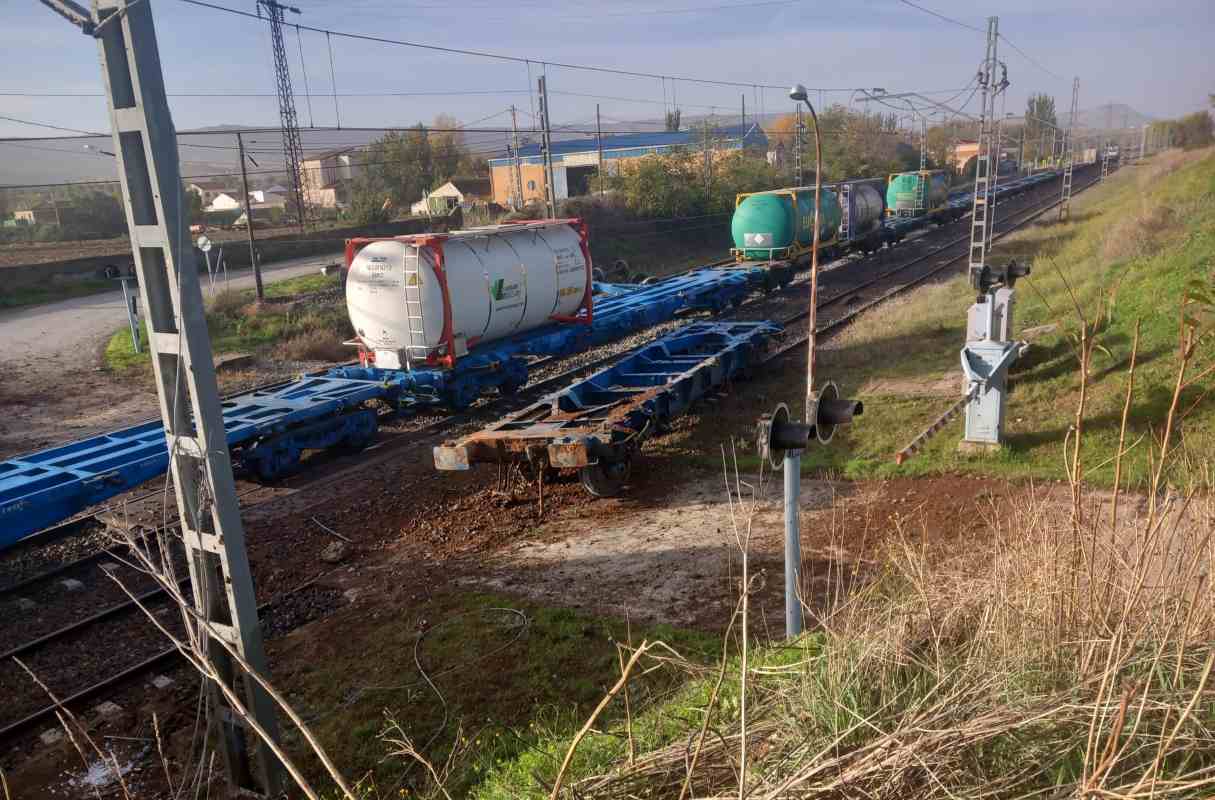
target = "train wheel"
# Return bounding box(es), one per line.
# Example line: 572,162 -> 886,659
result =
338,410 -> 378,454
580,458 -> 631,497
249,448 -> 300,482
445,382 -> 479,410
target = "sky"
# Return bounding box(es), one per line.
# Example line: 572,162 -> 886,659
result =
1,0 -> 1212,180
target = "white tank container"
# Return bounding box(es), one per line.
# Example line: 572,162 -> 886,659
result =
346,220 -> 591,369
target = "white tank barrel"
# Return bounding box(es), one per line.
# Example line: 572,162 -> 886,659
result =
346,220 -> 591,369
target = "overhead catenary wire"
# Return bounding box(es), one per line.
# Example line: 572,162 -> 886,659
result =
170,0 -> 827,92
295,25 -> 315,128
894,0 -> 1066,82
326,31 -> 341,129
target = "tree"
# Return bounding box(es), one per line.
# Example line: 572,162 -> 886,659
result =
1175,110 -> 1214,149
1023,93 -> 1058,165
183,187 -> 204,224
430,113 -> 464,181
664,109 -> 681,132
349,172 -> 392,224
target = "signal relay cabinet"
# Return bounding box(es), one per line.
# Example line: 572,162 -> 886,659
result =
961,285 -> 1022,448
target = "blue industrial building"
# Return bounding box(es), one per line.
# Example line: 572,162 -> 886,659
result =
488,122 -> 769,206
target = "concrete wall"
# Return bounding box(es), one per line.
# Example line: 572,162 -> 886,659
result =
0,215 -> 451,293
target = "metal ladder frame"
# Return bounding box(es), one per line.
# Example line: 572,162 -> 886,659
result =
1059,76 -> 1079,220
402,246 -> 432,368
838,182 -> 852,242
967,16 -> 1000,283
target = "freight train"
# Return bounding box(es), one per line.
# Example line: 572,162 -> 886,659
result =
730,178 -> 891,285
729,167 -> 1061,283
886,169 -> 965,224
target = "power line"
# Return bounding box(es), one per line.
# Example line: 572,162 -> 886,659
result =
0,89 -> 533,98
894,0 -> 983,33
893,2 -> 1066,83
997,34 -> 1066,81
171,0 -> 812,91
0,114 -> 104,137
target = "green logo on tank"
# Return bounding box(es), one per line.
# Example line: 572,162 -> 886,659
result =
490,278 -> 521,301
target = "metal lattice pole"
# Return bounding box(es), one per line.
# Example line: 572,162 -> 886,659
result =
258,0 -> 307,233
1059,76 -> 1080,220
794,106 -> 805,185
967,16 -> 1001,284
40,0 -> 282,794
510,105 -> 524,209
537,75 -> 557,218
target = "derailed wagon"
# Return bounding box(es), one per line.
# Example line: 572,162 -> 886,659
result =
433,320 -> 782,496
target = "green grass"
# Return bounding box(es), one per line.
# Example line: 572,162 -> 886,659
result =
280,592 -> 719,799
263,271 -> 335,298
0,278 -> 115,310
657,149 -> 1215,490
102,271 -> 348,372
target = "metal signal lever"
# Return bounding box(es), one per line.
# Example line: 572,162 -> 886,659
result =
756,382 -> 862,639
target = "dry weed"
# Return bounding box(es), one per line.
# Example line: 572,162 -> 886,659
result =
559,281 -> 1215,799
276,326 -> 353,362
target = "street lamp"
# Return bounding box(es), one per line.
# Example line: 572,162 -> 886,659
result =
83,143 -> 115,157
755,83 -> 858,641
789,83 -> 823,408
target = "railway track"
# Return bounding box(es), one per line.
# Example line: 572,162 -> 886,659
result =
0,168 -> 1095,745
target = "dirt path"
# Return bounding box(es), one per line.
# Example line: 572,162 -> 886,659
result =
457,470 -> 1008,631
0,252 -> 340,459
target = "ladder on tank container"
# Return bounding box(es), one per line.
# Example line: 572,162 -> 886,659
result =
402,248 -> 431,368
914,171 -> 926,214
838,182 -> 852,242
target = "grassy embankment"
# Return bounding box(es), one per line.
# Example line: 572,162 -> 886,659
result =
809,148 -> 1215,485
275,592 -> 719,799
104,272 -> 350,372
655,148 -> 1215,488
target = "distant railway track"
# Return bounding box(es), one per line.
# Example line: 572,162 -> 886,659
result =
0,168 -> 1095,745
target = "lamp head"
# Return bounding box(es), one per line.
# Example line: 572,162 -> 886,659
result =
789,84 -> 809,103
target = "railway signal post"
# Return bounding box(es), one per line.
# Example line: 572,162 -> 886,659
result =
39,0 -> 281,795
960,15 -> 1022,454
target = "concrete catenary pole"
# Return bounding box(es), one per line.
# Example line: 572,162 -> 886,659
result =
236,132 -> 264,302
40,0 -> 283,794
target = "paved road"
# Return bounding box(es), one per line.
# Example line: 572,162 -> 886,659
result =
0,250 -> 343,370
